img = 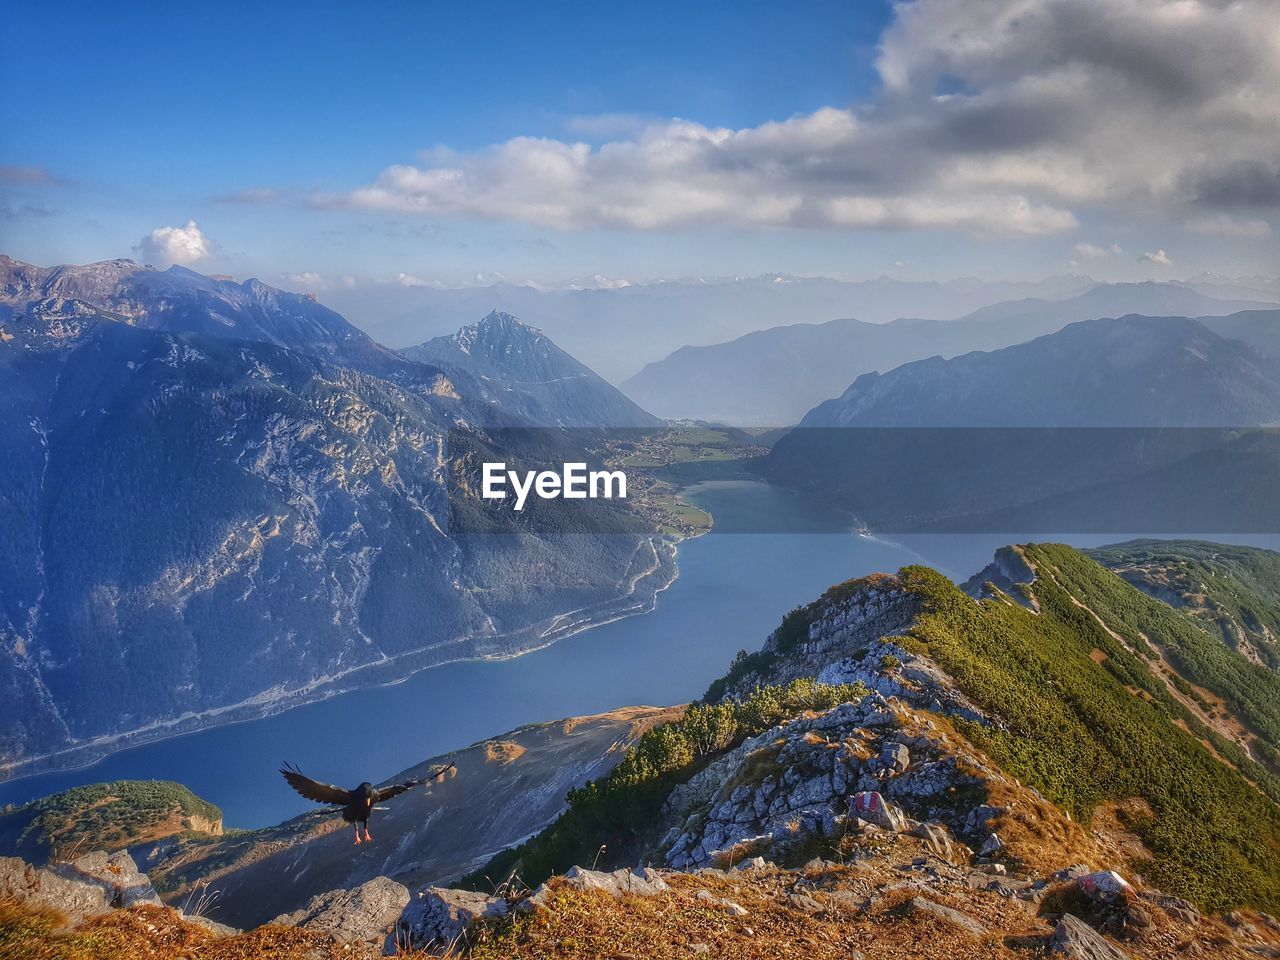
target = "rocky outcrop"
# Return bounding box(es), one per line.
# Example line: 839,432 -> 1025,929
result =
961,544 -> 1038,607
1049,913 -> 1133,959
0,850 -> 161,925
0,856 -> 115,922
397,886 -> 509,950
271,876 -> 410,951
718,577 -> 924,697
519,866 -> 671,916
660,692 -> 1007,871
54,850 -> 162,909
815,637 -> 990,724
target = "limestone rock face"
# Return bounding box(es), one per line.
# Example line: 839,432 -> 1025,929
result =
397,886 -> 509,950
271,876 -> 410,951
0,850 -> 161,925
52,850 -> 162,910
816,639 -> 990,725
660,692 -> 1002,871
716,580 -> 924,699
0,856 -> 112,921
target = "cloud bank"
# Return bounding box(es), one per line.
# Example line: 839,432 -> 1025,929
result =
315,0 -> 1279,237
136,220 -> 213,265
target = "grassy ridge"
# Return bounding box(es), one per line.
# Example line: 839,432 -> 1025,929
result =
474,544 -> 1280,913
1058,544 -> 1280,773
1088,539 -> 1280,672
899,548 -> 1280,911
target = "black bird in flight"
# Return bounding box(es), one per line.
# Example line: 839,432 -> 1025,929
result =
280,761 -> 456,844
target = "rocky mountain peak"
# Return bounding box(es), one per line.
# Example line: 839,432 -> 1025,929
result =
401,310 -> 661,427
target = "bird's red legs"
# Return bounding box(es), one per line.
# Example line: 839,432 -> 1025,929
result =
363,827 -> 373,842
353,825 -> 363,845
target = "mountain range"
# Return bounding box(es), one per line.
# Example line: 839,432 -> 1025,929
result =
763,314 -> 1280,531
332,273 -> 1109,382
797,314 -> 1280,427
621,283 -> 1279,424
0,257 -> 668,778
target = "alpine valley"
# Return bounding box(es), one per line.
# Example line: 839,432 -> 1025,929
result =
0,256 -> 674,779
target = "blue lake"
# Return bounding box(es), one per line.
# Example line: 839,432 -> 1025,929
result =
3,479 -> 1275,828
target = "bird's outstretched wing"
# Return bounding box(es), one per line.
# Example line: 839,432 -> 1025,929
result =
374,762 -> 455,802
280,762 -> 351,805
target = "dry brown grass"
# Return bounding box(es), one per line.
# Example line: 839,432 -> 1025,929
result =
980,779 -> 1109,874
462,868 -> 1035,960
0,897 -> 387,960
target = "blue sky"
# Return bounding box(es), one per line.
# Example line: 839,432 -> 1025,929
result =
3,0 -> 1278,287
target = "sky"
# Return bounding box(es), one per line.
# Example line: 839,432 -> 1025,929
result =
2,0 -> 1278,290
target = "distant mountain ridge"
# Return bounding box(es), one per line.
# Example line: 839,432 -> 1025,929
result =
799,314 -> 1280,427
401,310 -> 659,427
763,314 -> 1280,531
340,273 -> 1105,381
621,282 -> 1278,424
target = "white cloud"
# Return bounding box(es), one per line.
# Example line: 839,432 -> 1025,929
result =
1184,214 -> 1271,237
316,0 -> 1280,238
1073,241 -> 1123,258
135,220 -> 212,266
1140,249 -> 1173,266
282,271 -> 360,291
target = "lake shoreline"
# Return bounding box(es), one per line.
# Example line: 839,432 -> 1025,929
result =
0,530 -> 689,789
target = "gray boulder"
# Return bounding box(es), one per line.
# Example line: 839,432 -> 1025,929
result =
272,876 -> 410,951
1048,914 -> 1132,959
881,742 -> 910,774
399,886 -> 509,950
899,896 -> 986,937
519,866 -> 671,915
54,850 -> 161,910
851,791 -> 907,832
910,822 -> 964,864
561,865 -> 669,898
